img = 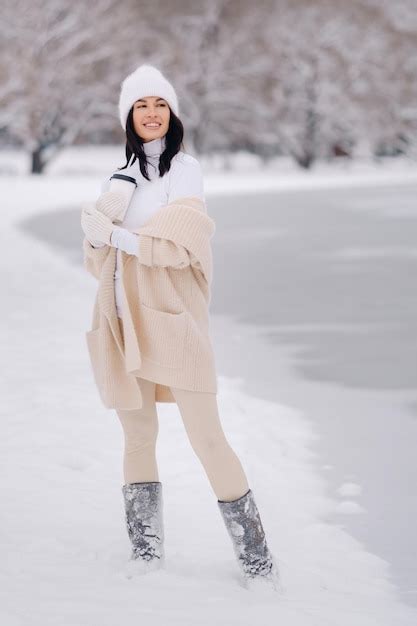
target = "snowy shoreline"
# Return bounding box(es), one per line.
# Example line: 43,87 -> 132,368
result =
1,171 -> 416,624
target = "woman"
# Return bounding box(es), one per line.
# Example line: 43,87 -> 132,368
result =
81,64 -> 279,590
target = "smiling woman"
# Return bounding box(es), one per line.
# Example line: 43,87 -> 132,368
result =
80,63 -> 280,590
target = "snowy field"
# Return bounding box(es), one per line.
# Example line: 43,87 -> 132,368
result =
1,148 -> 416,625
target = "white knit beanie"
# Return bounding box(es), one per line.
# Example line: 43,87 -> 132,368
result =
118,64 -> 179,130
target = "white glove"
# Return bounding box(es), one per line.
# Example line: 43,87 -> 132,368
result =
110,226 -> 140,256
81,205 -> 114,246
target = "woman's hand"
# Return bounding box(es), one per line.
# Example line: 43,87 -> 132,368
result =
110,226 -> 140,256
81,204 -> 115,246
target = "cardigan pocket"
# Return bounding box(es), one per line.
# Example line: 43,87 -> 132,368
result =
137,303 -> 188,369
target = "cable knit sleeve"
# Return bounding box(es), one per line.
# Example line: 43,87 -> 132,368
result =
135,235 -> 202,270
85,177 -> 112,249
109,158 -> 206,271
110,227 -> 201,271
83,236 -> 111,279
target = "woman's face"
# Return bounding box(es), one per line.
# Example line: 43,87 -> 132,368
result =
133,96 -> 170,142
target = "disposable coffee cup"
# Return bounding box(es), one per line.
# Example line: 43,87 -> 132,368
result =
108,174 -> 137,222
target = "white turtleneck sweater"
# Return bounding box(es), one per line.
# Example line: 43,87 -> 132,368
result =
93,136 -> 205,319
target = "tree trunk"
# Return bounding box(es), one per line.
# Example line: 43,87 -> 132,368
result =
31,148 -> 45,174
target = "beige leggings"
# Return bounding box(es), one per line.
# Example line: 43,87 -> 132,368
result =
115,375 -> 250,503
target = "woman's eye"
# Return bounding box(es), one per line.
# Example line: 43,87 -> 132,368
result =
136,103 -> 165,108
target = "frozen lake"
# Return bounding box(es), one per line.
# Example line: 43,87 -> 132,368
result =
206,182 -> 417,608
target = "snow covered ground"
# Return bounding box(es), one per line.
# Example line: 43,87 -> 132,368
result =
1,149 -> 416,625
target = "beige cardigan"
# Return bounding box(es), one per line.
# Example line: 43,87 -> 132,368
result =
83,196 -> 218,409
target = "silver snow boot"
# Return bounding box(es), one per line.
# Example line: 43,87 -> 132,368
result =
217,488 -> 280,590
122,481 -> 165,572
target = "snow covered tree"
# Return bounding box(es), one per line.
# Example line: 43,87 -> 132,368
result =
259,0 -> 417,166
0,0 -> 171,173
0,0 -> 415,171
163,0 -> 275,156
